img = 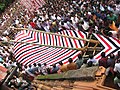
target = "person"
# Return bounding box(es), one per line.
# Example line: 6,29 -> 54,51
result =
116,51 -> 120,62
98,52 -> 108,68
31,63 -> 37,69
41,63 -> 48,75
26,63 -> 38,78
8,75 -> 21,89
81,59 -> 88,68
75,54 -> 84,69
37,63 -> 42,75
51,64 -> 59,74
0,61 -> 4,67
87,61 -> 93,67
59,61 -> 68,72
114,58 -> 120,87
0,53 -> 3,62
106,53 -> 115,75
87,54 -> 97,65
27,64 -> 32,70
67,58 -> 77,70
117,29 -> 120,39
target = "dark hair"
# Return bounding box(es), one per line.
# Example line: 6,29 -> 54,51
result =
87,61 -> 93,67
61,22 -> 64,25
59,61 -> 63,65
117,58 -> 120,63
38,63 -> 41,67
108,32 -> 113,37
101,52 -> 106,57
83,59 -> 87,64
52,64 -> 56,68
24,65 -> 27,68
78,54 -> 82,59
44,63 -> 47,66
118,51 -> 120,56
81,21 -> 84,24
68,58 -> 73,63
110,54 -> 115,59
33,63 -> 37,67
29,64 -> 32,67
89,54 -> 94,59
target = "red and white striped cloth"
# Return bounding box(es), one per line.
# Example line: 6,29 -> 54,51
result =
20,0 -> 46,13
14,29 -> 120,66
14,30 -> 86,66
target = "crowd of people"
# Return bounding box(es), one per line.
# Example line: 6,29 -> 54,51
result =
0,0 -> 120,89
0,0 -> 120,38
5,51 -> 119,89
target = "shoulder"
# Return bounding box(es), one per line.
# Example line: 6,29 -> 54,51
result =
115,63 -> 120,67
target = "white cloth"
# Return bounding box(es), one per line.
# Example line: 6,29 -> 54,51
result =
87,58 -> 97,64
114,63 -> 120,73
15,19 -> 19,25
2,37 -> 8,42
100,4 -> 105,11
82,21 -> 89,30
0,63 -> 4,67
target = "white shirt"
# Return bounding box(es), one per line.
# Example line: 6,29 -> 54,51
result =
114,63 -> 120,73
2,36 -> 8,42
87,58 -> 97,64
3,30 -> 9,35
15,19 -> 19,25
82,21 -> 89,30
0,63 -> 4,67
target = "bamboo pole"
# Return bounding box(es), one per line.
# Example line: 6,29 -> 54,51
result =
0,40 -> 100,51
93,43 -> 98,55
3,40 -> 86,51
83,35 -> 93,56
10,27 -> 100,44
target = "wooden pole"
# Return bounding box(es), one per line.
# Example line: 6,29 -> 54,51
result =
10,27 -> 100,44
2,40 -> 85,51
93,43 -> 98,55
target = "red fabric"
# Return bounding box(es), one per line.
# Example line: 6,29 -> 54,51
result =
99,57 -> 108,68
30,22 -> 36,28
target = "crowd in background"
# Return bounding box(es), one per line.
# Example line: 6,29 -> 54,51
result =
8,0 -> 120,39
0,0 -> 120,39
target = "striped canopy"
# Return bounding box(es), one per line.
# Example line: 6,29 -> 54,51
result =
20,0 -> 45,13
14,30 -> 86,66
13,29 -> 120,66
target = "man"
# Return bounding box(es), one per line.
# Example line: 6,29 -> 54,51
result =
41,63 -> 48,75
117,29 -> 120,39
87,54 -> 97,65
114,58 -> 120,87
98,52 -> 108,68
59,61 -> 68,72
76,54 -> 84,69
51,64 -> 59,74
116,51 -> 120,62
67,58 -> 77,70
106,54 -> 115,75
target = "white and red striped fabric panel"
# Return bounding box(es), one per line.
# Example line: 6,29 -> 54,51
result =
57,30 -> 87,48
93,34 -> 120,60
20,0 -> 45,12
14,30 -> 85,66
15,30 -> 87,49
14,43 -> 81,66
14,30 -> 120,66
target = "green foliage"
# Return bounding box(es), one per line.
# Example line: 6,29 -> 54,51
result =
37,73 -> 64,80
0,0 -> 14,13
0,3 -> 5,11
